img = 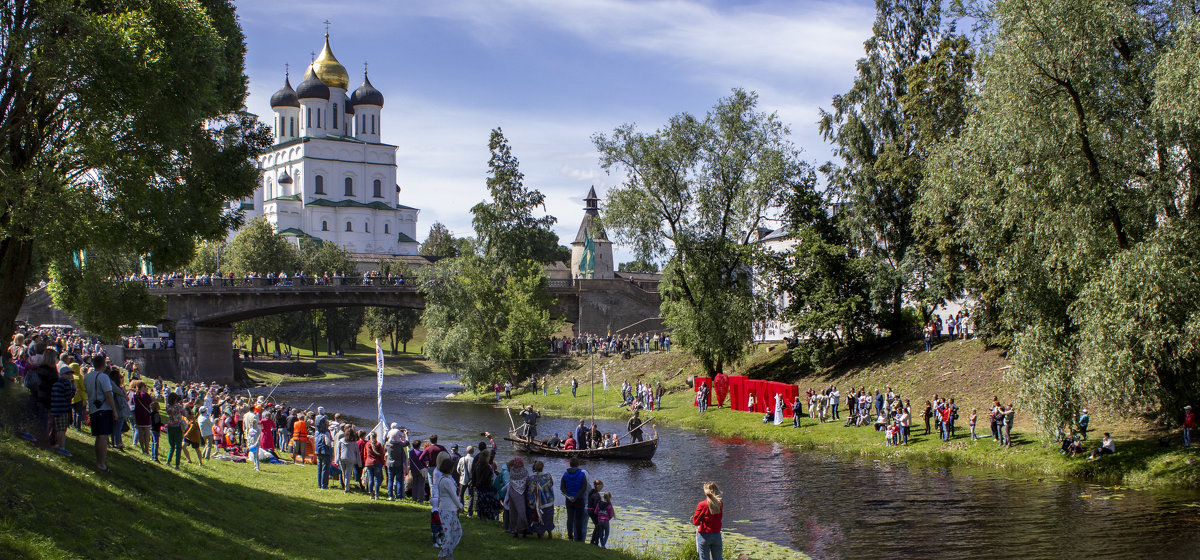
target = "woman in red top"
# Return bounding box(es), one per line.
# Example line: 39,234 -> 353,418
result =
691,481 -> 723,560
364,432 -> 386,500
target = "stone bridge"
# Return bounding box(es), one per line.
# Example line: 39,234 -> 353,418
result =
18,277 -> 662,383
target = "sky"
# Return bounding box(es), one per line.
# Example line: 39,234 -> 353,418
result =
235,0 -> 877,264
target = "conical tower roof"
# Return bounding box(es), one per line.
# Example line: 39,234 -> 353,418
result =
573,186 -> 608,244
312,34 -> 349,90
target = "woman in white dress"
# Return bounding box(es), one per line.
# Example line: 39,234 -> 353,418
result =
773,394 -> 784,426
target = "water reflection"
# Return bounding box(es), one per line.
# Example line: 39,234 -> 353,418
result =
257,373 -> 1200,559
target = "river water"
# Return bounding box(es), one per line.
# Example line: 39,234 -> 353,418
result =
257,373 -> 1200,559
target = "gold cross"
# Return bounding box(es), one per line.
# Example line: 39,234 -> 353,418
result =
324,20 -> 331,36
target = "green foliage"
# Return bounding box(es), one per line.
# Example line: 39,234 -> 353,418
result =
421,256 -> 558,389
226,218 -> 299,276
47,256 -> 165,339
0,0 -> 270,346
818,0 -> 964,334
594,89 -> 808,374
420,222 -> 461,258
617,259 -> 658,274
187,240 -> 226,274
365,260 -> 421,354
922,0 -> 1200,427
471,128 -> 564,266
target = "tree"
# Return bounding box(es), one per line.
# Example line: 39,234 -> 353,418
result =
0,0 -> 270,345
818,0 -> 959,336
924,0 -> 1200,430
421,256 -> 556,388
420,222 -> 460,259
471,128 -> 564,266
188,240 -> 227,274
420,129 -> 561,388
593,89 -> 810,374
618,259 -> 659,274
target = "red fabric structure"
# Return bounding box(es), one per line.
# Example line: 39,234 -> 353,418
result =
765,382 -> 799,417
713,373 -> 730,407
728,375 -> 747,411
693,377 -> 712,407
744,379 -> 764,413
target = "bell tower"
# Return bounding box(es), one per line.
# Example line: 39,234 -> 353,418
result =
569,186 -> 614,279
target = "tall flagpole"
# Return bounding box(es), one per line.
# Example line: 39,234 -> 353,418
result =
590,353 -> 595,445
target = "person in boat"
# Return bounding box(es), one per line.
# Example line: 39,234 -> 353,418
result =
563,433 -> 578,450
590,424 -> 603,448
607,433 -> 620,448
544,432 -> 561,449
574,419 -> 588,450
628,411 -> 645,443
519,406 -> 541,440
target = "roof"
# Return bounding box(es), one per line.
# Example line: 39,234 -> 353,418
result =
572,212 -> 609,244
266,194 -> 301,202
396,232 -> 418,244
270,76 -> 300,108
296,67 -> 330,100
759,227 -> 790,242
351,73 -> 384,107
306,198 -> 397,211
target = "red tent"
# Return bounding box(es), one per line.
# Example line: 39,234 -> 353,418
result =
765,381 -> 799,417
744,379 -> 763,413
728,375 -> 747,411
693,377 -> 712,407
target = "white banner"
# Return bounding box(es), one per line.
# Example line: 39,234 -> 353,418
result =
602,368 -> 608,391
375,339 -> 387,438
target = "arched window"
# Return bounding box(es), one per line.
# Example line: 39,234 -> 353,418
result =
332,104 -> 338,129
365,222 -> 370,233
315,175 -> 325,195
316,108 -> 322,128
361,114 -> 366,132
373,179 -> 382,198
371,114 -> 376,134
290,117 -> 295,137
384,223 -> 389,234
344,177 -> 353,196
345,221 -> 353,232
321,220 -> 328,231
306,108 -> 311,128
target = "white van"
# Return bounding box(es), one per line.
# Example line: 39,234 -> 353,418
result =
135,325 -> 170,349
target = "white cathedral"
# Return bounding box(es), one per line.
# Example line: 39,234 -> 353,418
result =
237,34 -> 420,257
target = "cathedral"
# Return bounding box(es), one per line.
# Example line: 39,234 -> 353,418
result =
238,33 -> 420,257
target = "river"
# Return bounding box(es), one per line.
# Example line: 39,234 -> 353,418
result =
256,373 -> 1200,559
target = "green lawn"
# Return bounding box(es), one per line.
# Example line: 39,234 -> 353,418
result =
0,415 -> 660,560
462,381 -> 1200,489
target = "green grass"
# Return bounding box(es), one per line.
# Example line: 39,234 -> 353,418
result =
243,355 -> 437,386
459,342 -> 1200,489
0,412 -> 650,558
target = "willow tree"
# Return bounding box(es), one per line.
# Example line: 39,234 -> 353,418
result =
925,0 -> 1200,431
0,0 -> 269,341
594,89 -> 810,374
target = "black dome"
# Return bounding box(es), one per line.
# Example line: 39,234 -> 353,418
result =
296,67 -> 329,100
350,74 -> 384,107
270,76 -> 300,108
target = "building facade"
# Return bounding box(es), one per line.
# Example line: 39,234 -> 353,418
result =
569,187 -> 615,279
238,34 -> 419,256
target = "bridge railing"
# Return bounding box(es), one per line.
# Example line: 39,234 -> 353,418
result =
131,276 -> 415,290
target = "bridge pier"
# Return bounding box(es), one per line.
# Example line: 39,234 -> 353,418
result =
175,319 -> 236,385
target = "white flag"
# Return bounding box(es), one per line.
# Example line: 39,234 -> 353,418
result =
375,339 -> 387,438
602,368 -> 608,391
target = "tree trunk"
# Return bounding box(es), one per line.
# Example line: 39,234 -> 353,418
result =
0,237 -> 35,351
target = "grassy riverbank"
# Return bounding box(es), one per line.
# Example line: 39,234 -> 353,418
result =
0,413 -> 672,559
459,340 -> 1199,489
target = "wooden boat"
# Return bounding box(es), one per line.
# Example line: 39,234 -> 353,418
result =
506,429 -> 658,460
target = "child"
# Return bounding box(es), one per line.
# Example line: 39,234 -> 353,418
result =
969,409 -> 978,441
183,408 -> 204,466
590,492 -> 614,548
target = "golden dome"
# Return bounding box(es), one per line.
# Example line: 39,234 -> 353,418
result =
311,35 -> 349,90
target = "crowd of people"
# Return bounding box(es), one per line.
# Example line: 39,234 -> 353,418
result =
923,310 -> 973,352
549,332 -> 671,356
118,270 -> 410,289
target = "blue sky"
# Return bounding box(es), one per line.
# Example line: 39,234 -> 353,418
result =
236,0 -> 876,263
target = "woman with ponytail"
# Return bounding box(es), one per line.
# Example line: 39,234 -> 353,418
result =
691,481 -> 723,560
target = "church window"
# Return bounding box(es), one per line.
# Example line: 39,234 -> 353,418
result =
344,177 -> 353,196
317,108 -> 322,128
290,117 -> 295,137
306,108 -> 311,128
371,114 -> 376,134
373,179 -> 382,198
345,221 -> 353,232
361,115 -> 366,133
321,221 -> 328,231
384,223 -> 389,234
333,104 -> 338,129
365,222 -> 369,233
315,175 -> 325,195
